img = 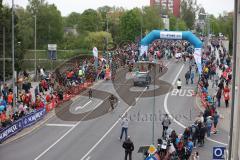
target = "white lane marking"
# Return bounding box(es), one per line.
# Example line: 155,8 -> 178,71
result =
75,100 -> 92,111
34,100 -> 104,160
85,156 -> 91,160
164,64 -> 228,146
46,124 -> 76,127
171,89 -> 194,97
79,87 -> 148,160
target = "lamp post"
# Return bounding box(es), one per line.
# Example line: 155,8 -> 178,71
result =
11,0 -> 16,108
34,15 -> 37,81
3,26 -> 5,84
152,62 -> 156,145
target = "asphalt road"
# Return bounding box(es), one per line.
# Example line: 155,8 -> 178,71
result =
0,59 -> 229,160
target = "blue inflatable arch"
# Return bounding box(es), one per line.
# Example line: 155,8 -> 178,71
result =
140,30 -> 203,73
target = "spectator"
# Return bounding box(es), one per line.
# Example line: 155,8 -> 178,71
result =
191,122 -> 199,148
162,114 -> 171,137
213,111 -> 220,134
223,84 -> 230,108
120,115 -> 129,141
190,72 -> 195,84
198,122 -> 206,147
185,71 -> 190,84
206,116 -> 213,137
215,88 -> 222,107
122,136 -> 134,160
186,138 -> 194,159
7,91 -> 13,106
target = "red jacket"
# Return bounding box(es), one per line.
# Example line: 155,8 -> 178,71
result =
223,87 -> 230,100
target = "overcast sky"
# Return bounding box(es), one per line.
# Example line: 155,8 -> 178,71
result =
4,0 -> 234,17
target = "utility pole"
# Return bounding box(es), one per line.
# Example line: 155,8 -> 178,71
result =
3,26 -> 5,83
107,14 -> 108,51
229,0 -> 240,159
34,15 -> 37,81
11,0 -> 16,108
152,63 -> 156,145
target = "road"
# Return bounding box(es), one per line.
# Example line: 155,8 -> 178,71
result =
0,59 -> 228,160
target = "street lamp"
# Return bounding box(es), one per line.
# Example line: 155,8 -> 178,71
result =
3,26 -> 5,84
11,0 -> 16,108
34,15 -> 37,81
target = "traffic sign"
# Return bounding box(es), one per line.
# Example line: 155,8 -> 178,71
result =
213,147 -> 225,159
145,156 -> 157,160
148,145 -> 157,155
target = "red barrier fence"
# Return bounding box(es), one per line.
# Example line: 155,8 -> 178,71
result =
197,84 -> 209,109
45,81 -> 93,113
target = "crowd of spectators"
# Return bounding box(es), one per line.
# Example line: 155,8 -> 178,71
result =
197,36 -> 232,137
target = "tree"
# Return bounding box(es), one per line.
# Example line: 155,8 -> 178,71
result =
181,0 -> 199,30
27,0 -> 44,14
84,31 -> 112,50
208,15 -> 220,35
119,8 -> 141,41
169,14 -> 177,30
15,6 -> 34,49
177,19 -> 187,31
64,12 -> 81,27
97,5 -> 112,20
169,14 -> 187,31
27,1 -> 63,48
78,9 -> 102,33
142,6 -> 163,32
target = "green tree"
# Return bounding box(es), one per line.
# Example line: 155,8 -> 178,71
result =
209,15 -> 220,35
169,14 -> 187,31
142,6 -> 163,32
78,9 -> 102,33
15,7 -> 34,49
169,14 -> 177,30
181,0 -> 199,30
64,12 -> 81,27
84,31 -> 112,50
177,19 -> 187,30
119,8 -> 141,41
27,1 -> 63,48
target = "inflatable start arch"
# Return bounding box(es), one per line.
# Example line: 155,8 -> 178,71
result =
140,30 -> 203,74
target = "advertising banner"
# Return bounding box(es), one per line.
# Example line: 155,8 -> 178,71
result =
0,120 -> 22,143
93,47 -> 98,69
92,47 -> 98,58
0,108 -> 46,143
193,48 -> 202,74
140,45 -> 148,56
160,31 -> 182,40
22,108 -> 46,128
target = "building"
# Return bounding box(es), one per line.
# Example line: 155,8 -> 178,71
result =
63,27 -> 78,36
150,0 -> 181,17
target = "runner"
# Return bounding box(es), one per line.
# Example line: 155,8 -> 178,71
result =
109,94 -> 117,110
